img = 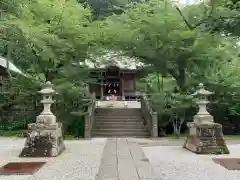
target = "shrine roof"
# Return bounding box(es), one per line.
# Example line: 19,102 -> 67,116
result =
80,51 -> 145,70
0,56 -> 25,75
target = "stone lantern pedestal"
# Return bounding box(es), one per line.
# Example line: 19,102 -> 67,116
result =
183,83 -> 229,154
20,81 -> 65,157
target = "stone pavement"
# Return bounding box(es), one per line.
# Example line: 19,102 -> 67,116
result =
96,138 -> 160,180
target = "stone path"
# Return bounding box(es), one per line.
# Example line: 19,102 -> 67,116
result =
96,138 -> 160,180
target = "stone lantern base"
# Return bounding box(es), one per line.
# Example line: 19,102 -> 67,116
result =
183,122 -> 229,154
19,123 -> 65,157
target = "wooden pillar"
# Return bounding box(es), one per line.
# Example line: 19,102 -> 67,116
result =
121,72 -> 125,100
100,79 -> 103,100
133,72 -> 136,92
122,79 -> 125,100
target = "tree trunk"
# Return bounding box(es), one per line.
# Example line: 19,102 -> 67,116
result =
167,67 -> 186,92
176,68 -> 186,92
157,72 -> 161,92
44,69 -> 58,82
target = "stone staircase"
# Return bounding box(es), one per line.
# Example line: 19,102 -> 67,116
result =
92,108 -> 149,137
96,100 -> 141,108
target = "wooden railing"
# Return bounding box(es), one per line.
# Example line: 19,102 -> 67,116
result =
140,94 -> 158,138
84,93 -> 96,139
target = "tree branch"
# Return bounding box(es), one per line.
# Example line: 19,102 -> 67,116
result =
175,6 -> 193,30
175,5 -> 239,31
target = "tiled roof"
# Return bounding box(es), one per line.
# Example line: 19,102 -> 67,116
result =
0,56 -> 25,75
80,51 -> 145,70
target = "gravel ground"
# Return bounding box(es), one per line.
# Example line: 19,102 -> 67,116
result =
0,138 -> 106,180
1,137 -> 240,180
129,137 -> 240,146
142,144 -> 240,180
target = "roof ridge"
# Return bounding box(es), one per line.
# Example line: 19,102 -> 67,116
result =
0,56 -> 26,76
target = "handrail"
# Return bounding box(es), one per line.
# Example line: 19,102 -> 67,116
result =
84,92 -> 96,139
140,93 -> 158,138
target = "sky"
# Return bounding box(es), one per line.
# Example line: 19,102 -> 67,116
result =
178,0 -> 201,5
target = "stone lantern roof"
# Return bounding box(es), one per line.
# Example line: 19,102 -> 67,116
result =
192,83 -> 214,96
38,81 -> 56,95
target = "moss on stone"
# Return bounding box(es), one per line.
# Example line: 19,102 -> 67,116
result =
220,145 -> 230,154
210,145 -> 230,155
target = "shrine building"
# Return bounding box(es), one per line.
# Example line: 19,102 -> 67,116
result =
81,52 -> 146,101
0,56 -> 25,92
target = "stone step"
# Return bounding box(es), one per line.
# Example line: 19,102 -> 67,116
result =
93,108 -> 149,137
96,108 -> 141,111
95,113 -> 141,116
95,111 -> 141,114
95,120 -> 145,123
95,119 -> 143,122
95,116 -> 143,119
95,122 -> 145,127
95,110 -> 141,114
93,127 -> 147,131
92,135 -> 149,138
96,114 -> 142,117
94,124 -> 146,129
95,120 -> 144,123
92,131 -> 149,137
96,112 -> 141,114
95,116 -> 143,120
96,109 -> 141,112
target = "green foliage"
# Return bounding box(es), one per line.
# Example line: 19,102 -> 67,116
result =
0,130 -> 24,137
138,73 -> 195,132
0,0 -> 96,137
99,0 -> 234,91
42,0 -> 240,137
0,0 -> 95,80
0,75 -> 40,130
1,0 -> 240,137
182,0 -> 240,36
83,0 -> 145,19
209,144 -> 230,155
96,0 -> 240,134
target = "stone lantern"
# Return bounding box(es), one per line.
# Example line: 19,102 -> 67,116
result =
183,83 -> 229,154
36,81 -> 57,124
20,81 -> 65,157
192,83 -> 214,124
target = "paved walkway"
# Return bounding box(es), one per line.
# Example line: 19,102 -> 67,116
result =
96,138 -> 160,180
